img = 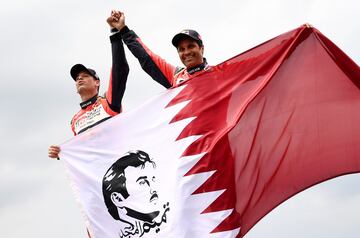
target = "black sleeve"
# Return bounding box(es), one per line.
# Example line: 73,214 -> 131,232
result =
107,33 -> 130,112
119,26 -> 172,89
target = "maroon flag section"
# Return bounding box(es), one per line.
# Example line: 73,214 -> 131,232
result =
168,24 -> 360,237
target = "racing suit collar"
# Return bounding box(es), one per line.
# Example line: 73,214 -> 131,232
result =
80,94 -> 98,109
187,58 -> 208,75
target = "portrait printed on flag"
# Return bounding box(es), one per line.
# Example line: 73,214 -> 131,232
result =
102,150 -> 170,237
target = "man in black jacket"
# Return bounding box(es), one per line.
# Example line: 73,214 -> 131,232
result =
48,12 -> 130,158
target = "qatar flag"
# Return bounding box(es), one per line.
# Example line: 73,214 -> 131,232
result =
59,25 -> 360,238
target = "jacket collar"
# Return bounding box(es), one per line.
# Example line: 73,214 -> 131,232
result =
80,94 -> 98,109
187,58 -> 208,75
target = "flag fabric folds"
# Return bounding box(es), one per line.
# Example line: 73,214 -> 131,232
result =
60,25 -> 360,238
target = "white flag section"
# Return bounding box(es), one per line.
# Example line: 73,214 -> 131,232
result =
60,86 -> 240,238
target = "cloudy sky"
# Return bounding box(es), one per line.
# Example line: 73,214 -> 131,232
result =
1,0 -> 359,237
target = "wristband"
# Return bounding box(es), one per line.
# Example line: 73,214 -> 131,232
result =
110,28 -> 119,33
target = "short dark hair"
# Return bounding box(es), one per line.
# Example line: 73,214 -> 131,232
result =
102,150 -> 155,220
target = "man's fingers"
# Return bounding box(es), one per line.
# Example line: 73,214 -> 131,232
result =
48,152 -> 58,158
48,146 -> 60,158
111,10 -> 119,17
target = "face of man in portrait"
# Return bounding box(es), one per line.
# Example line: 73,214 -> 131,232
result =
120,162 -> 160,214
103,150 -> 170,237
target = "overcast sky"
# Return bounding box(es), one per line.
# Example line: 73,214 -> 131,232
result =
1,0 -> 359,237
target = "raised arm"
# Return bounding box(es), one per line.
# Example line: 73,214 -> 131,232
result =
106,11 -> 130,112
110,10 -> 175,89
